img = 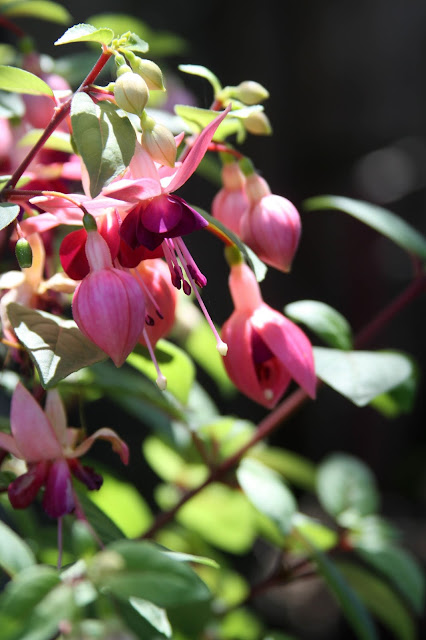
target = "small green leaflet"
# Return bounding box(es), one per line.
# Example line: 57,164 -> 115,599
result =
304,195 -> 426,260
129,598 -> 172,638
178,64 -> 222,95
0,1 -> 71,24
313,347 -> 414,406
175,105 -> 243,141
0,202 -> 20,230
285,299 -> 353,350
0,66 -> 53,96
55,23 -> 114,46
0,521 -> 36,576
18,129 -> 73,154
7,303 -> 106,388
71,93 -> 136,198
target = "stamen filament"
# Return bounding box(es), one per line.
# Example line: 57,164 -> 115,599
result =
142,327 -> 167,390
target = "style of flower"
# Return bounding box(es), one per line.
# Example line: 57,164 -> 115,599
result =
221,262 -> 316,408
0,383 -> 128,518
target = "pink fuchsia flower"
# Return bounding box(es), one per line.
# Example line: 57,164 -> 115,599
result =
240,173 -> 301,273
72,228 -> 146,367
211,162 -> 249,235
221,262 -> 316,408
0,383 -> 128,518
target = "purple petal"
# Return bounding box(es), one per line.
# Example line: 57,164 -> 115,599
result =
141,194 -> 182,234
42,458 -> 75,518
69,458 -> 103,491
8,461 -> 49,509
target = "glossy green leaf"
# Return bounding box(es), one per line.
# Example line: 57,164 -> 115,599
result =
55,22 -> 113,46
316,454 -> 379,520
284,299 -> 353,350
7,303 -> 106,388
143,436 -> 208,488
248,446 -> 316,490
178,483 -> 257,553
71,93 -> 136,198
237,459 -> 297,535
12,583 -> 75,640
74,490 -> 125,544
178,64 -> 222,95
0,202 -> 19,230
0,565 -> 60,620
290,513 -> 338,552
312,548 -> 378,640
338,562 -> 416,640
1,1 -> 71,24
0,66 -> 53,96
304,195 -> 426,260
0,90 -> 25,118
194,205 -> 268,281
369,362 -> 419,417
348,515 -> 399,549
128,340 -> 195,405
356,545 -> 425,615
0,520 -> 35,576
313,347 -> 414,406
130,598 -> 172,638
18,129 -> 73,153
102,540 -> 211,606
123,33 -> 150,54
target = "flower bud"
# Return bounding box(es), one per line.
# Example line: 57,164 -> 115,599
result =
15,238 -> 33,269
243,111 -> 272,136
211,162 -> 249,235
132,57 -> 165,91
114,72 -> 149,116
233,80 -> 269,105
140,113 -> 176,167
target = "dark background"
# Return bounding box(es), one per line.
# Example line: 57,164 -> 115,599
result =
7,1 -> 426,637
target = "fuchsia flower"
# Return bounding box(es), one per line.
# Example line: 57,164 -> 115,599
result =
212,162 -> 249,235
0,383 -> 128,518
240,173 -> 301,272
221,262 -> 316,408
72,229 -> 146,367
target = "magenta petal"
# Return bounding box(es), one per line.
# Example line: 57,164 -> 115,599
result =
141,194 -> 182,233
69,458 -> 103,491
42,459 -> 75,518
59,228 -> 90,280
8,461 -> 49,509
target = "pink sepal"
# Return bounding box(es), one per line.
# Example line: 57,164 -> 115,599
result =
72,427 -> 129,465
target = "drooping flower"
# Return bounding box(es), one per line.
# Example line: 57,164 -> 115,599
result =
72,228 -> 146,367
240,173 -> 301,272
211,161 -> 249,235
221,262 -> 316,408
0,383 -> 128,518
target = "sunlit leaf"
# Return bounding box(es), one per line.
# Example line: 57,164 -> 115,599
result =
290,513 -> 338,552
18,129 -> 73,153
0,565 -> 60,619
74,490 -> 125,544
316,454 -> 379,520
1,1 -> 71,24
313,347 -> 414,406
249,446 -> 316,490
143,436 -> 208,488
220,608 -> 264,640
0,520 -> 35,576
55,23 -> 114,46
130,598 -> 172,638
200,416 -> 254,459
0,66 -> 53,96
0,202 -> 19,230
71,93 -> 136,197
178,64 -> 222,95
369,362 -> 419,418
175,104 -> 242,141
285,299 -> 353,350
7,303 -> 106,388
0,90 -> 25,118
304,195 -> 426,260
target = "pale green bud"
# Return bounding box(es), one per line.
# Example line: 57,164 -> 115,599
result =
243,111 -> 272,136
233,80 -> 270,105
140,112 -> 176,167
132,57 -> 165,91
114,72 -> 149,116
15,238 -> 33,269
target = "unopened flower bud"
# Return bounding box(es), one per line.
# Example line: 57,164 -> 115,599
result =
15,238 -> 33,269
114,72 -> 149,116
233,80 -> 269,105
140,112 -> 176,167
243,111 -> 272,136
132,57 -> 165,91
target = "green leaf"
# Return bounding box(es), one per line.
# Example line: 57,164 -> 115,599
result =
143,436 -> 208,488
101,540 -> 211,606
1,1 -> 71,24
355,545 -> 425,615
55,23 -> 114,46
316,454 -> 379,520
284,299 -> 353,350
7,303 -> 106,388
18,129 -> 73,153
220,608 -> 264,640
128,340 -> 195,406
369,362 -> 419,417
0,202 -> 19,230
304,195 -> 426,260
74,490 -> 125,544
194,205 -> 268,281
0,66 -> 53,96
0,520 -> 35,576
123,33 -> 150,54
71,93 -> 136,198
338,562 -> 416,640
312,548 -> 378,640
0,565 -> 60,619
248,446 -> 316,490
129,598 -> 172,638
177,483 -> 257,553
313,347 -> 414,406
200,416 -> 254,460
175,104 -> 242,141
290,513 -> 338,552
0,90 -> 25,118
237,459 -> 297,535
178,64 -> 222,95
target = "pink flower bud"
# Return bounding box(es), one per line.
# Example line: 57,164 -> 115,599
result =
240,174 -> 301,272
221,263 -> 316,407
136,258 -> 178,347
211,163 -> 249,235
